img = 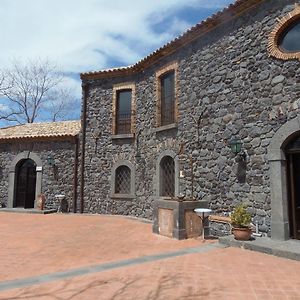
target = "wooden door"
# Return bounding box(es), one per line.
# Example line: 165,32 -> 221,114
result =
15,159 -> 36,209
288,154 -> 300,239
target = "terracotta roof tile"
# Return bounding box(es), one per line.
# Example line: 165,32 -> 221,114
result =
0,120 -> 81,140
81,0 -> 264,80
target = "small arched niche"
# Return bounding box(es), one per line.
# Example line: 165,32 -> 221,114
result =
156,150 -> 179,198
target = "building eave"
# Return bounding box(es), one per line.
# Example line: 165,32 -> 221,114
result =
80,0 -> 265,81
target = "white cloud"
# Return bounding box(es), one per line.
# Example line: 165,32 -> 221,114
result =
0,0 -> 231,73
0,0 -> 232,109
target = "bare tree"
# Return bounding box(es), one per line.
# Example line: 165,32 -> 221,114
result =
0,59 -> 79,124
43,87 -> 81,122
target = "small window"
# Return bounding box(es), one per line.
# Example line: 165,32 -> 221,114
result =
112,83 -> 135,136
116,90 -> 132,134
115,165 -> 131,194
160,72 -> 175,126
160,156 -> 175,197
155,62 -> 178,128
279,19 -> 300,53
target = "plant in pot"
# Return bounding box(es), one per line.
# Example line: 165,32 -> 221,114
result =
230,203 -> 252,241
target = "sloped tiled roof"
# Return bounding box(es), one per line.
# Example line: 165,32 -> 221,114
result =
81,0 -> 264,80
0,120 -> 81,141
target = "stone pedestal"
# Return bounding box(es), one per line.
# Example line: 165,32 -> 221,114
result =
152,199 -> 208,240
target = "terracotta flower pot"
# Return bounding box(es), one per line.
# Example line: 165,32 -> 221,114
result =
37,194 -> 46,210
232,227 -> 252,241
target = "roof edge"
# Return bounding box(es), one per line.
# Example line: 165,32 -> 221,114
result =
0,134 -> 79,142
80,0 -> 265,80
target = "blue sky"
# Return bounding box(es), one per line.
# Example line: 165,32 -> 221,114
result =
0,0 -> 233,124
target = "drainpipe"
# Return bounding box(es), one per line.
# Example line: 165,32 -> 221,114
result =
72,136 -> 79,213
80,82 -> 89,214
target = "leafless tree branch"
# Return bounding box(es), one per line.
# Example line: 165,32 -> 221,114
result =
0,58 -> 78,124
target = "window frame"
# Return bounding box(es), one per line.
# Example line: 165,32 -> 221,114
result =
112,83 -> 136,138
111,160 -> 135,199
155,150 -> 179,199
268,5 -> 300,61
159,155 -> 175,197
116,89 -> 132,135
115,165 -> 131,194
155,62 -> 179,129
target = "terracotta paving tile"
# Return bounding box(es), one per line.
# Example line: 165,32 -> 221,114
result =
2,246 -> 300,299
1,213 -> 300,299
0,213 -> 208,281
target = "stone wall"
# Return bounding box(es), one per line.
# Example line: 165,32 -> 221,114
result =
80,0 -> 299,236
0,139 -> 77,210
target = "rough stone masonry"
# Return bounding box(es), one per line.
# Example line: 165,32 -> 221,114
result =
80,0 -> 300,237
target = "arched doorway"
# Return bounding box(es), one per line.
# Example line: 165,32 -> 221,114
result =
285,135 -> 300,239
268,115 -> 300,240
14,159 -> 37,208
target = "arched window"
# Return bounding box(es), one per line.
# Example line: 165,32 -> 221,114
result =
160,156 -> 175,197
268,6 -> 300,61
115,165 -> 131,194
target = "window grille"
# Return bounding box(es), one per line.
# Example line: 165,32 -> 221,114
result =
115,166 -> 131,194
160,156 -> 175,197
160,71 -> 175,126
116,113 -> 131,134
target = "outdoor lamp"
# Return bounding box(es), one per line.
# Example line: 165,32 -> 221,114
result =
229,138 -> 247,162
229,138 -> 243,154
47,155 -> 55,166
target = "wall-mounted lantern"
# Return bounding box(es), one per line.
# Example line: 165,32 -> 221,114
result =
229,138 -> 246,160
229,138 -> 247,183
229,139 -> 243,155
47,155 -> 55,166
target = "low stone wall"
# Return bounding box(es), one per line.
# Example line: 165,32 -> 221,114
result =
209,216 -> 232,237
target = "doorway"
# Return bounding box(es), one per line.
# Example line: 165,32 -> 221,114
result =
15,159 -> 37,208
286,135 -> 300,240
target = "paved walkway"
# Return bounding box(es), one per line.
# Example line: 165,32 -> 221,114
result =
1,212 -> 300,299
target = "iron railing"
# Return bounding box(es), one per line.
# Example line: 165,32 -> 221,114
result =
116,113 -> 131,134
161,95 -> 175,126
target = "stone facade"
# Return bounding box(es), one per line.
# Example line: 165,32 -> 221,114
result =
0,138 -> 78,211
80,0 -> 300,238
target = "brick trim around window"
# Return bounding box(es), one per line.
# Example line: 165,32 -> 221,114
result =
155,62 -> 179,128
112,82 -> 136,135
268,5 -> 300,61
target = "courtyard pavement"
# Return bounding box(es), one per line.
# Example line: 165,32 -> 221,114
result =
0,213 -> 300,299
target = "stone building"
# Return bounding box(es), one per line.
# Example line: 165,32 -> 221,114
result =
0,121 -> 80,211
79,0 -> 300,240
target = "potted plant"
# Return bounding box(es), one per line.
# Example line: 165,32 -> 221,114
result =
230,203 -> 252,240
